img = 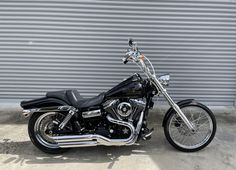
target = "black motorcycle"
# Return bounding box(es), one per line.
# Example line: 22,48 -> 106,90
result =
21,39 -> 216,153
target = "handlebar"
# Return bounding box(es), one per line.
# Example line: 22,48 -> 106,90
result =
122,40 -> 156,77
122,39 -> 170,88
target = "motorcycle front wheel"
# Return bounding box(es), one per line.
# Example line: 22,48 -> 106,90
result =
164,102 -> 216,152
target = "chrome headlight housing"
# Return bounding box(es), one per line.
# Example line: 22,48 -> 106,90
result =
158,74 -> 170,86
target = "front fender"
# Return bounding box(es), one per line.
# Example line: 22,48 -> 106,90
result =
162,99 -> 196,127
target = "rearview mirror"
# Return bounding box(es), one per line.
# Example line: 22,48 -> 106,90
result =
128,38 -> 134,47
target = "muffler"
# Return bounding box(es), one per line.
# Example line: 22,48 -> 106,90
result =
51,113 -> 143,148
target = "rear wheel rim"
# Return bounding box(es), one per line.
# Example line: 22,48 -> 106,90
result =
34,112 -> 60,149
168,106 -> 213,150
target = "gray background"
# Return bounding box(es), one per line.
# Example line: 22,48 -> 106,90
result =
0,0 -> 235,106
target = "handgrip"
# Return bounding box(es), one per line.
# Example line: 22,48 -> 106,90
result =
122,54 -> 130,64
123,59 -> 128,64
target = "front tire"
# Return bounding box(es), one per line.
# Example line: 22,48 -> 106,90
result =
164,102 -> 216,152
28,112 -> 69,154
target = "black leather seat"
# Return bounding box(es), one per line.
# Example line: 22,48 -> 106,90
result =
46,90 -> 71,104
46,89 -> 105,110
66,89 -> 105,109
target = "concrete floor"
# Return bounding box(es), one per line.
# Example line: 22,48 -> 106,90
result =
0,113 -> 235,170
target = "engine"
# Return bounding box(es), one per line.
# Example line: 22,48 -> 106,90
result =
96,99 -> 145,139
80,99 -> 145,139
104,99 -> 145,122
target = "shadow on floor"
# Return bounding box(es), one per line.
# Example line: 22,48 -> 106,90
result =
1,122 -> 235,170
0,137 -> 173,169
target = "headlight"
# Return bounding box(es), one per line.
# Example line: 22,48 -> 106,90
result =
158,74 -> 170,86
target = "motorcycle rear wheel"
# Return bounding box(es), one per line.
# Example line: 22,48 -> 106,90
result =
164,103 -> 216,152
28,112 -> 69,154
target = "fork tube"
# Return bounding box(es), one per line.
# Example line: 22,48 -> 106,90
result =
138,60 -> 195,131
150,75 -> 195,131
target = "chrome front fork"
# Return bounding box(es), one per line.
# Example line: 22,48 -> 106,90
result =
151,75 -> 196,131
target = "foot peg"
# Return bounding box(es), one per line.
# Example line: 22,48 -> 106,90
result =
142,128 -> 154,140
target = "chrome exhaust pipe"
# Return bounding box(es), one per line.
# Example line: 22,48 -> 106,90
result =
57,141 -> 98,148
52,112 -> 144,148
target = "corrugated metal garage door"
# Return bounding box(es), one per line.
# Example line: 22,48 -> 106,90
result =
0,0 -> 235,106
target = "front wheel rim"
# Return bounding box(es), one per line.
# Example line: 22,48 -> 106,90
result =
168,106 -> 214,150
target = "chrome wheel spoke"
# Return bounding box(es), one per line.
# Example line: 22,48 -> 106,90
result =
168,106 -> 213,149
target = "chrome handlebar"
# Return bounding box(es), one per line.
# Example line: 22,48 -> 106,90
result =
123,51 -> 170,88
122,48 -> 155,78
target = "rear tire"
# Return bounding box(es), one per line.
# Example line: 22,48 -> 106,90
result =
164,103 -> 216,152
28,112 -> 69,154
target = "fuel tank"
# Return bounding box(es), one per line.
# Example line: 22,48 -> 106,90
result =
105,73 -> 145,99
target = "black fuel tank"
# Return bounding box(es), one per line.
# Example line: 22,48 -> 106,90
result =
105,73 -> 145,99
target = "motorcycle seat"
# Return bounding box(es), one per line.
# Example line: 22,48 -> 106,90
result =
46,90 -> 71,104
66,89 -> 105,110
46,89 -> 105,110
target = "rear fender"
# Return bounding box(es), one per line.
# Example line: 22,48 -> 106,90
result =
21,97 -> 68,110
162,99 -> 196,127
22,105 -> 74,118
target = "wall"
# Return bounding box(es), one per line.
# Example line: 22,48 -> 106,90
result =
0,0 -> 235,106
